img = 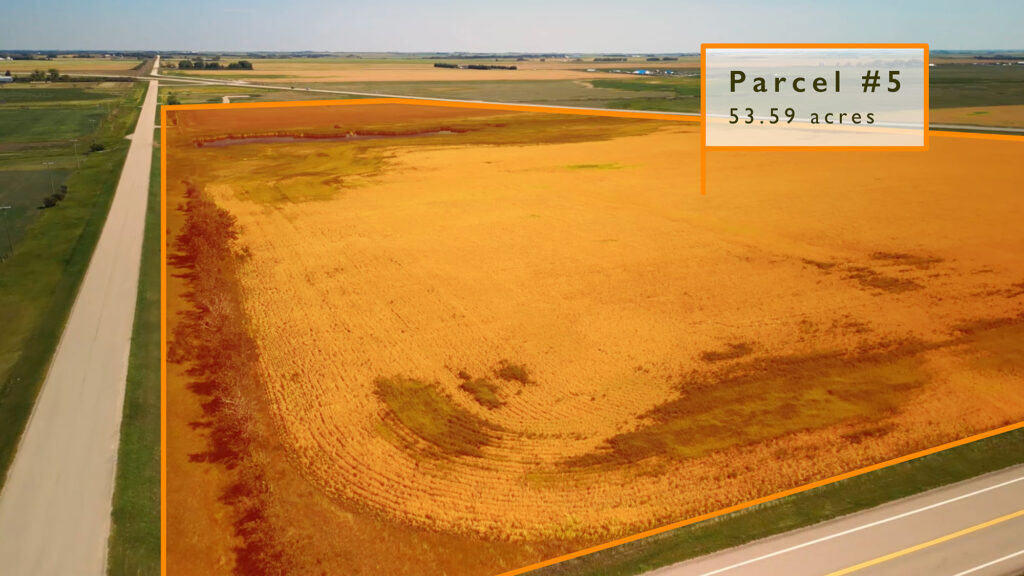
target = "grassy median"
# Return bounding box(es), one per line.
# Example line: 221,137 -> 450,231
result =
106,131 -> 161,576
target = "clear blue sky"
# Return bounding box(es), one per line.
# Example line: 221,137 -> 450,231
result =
2,0 -> 1022,52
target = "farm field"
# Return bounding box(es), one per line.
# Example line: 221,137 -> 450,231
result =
160,55 -> 696,83
165,102 -> 1024,575
0,56 -> 143,74
930,105 -> 1024,128
0,80 -> 145,491
928,64 -> 1024,127
301,77 -> 700,112
158,84 -> 363,105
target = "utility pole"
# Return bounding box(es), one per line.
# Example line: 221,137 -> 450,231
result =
0,206 -> 12,261
71,138 -> 80,169
42,161 -> 55,195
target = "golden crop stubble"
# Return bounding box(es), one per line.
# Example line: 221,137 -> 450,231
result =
175,105 -> 1024,544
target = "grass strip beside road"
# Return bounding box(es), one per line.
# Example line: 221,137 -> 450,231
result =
106,131 -> 161,576
533,427 -> 1024,576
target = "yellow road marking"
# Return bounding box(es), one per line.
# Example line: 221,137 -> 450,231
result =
824,508 -> 1024,576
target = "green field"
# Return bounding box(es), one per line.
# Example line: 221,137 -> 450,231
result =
0,81 -> 145,493
930,64 -> 1024,108
0,108 -> 109,143
535,427 -> 1024,576
0,87 -> 112,104
106,132 -> 161,576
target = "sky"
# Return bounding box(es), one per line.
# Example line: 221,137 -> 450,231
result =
2,0 -> 1023,52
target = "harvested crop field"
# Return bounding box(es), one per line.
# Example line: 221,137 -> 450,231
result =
165,102 -> 1024,575
163,57 -> 694,83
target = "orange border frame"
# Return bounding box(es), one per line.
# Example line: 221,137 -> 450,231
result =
158,95 -> 1024,576
700,43 -> 931,195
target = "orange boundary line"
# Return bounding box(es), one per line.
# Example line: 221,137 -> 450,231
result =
700,49 -> 707,195
157,94 -> 1024,576
932,130 -> 1024,142
498,421 -> 1024,576
162,96 -> 703,123
159,103 -> 168,576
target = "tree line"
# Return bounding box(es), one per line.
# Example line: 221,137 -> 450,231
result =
433,63 -> 517,70
173,58 -> 253,70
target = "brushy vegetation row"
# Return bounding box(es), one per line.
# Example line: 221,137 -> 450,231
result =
167,184 -> 289,575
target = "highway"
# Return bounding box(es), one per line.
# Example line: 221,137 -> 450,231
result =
652,465 -> 1024,576
0,79 -> 158,575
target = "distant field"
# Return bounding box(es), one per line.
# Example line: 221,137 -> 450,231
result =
1,57 -> 142,74
930,64 -> 1024,108
932,104 -> 1024,128
165,103 -> 1024,575
159,55 -> 695,83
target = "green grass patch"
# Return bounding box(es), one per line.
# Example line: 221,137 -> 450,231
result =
0,169 -> 70,257
699,342 -> 753,363
460,378 -> 504,409
571,347 -> 929,467
566,163 -> 622,170
375,376 -> 499,457
0,82 -> 144,492
957,316 -> 1024,374
495,361 -> 532,384
106,132 -> 161,576
536,427 -> 1024,576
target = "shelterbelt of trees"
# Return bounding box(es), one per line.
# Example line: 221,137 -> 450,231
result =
171,57 -> 254,70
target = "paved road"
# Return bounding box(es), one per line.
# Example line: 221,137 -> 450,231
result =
0,79 -> 158,576
652,465 -> 1024,576
931,124 -> 1024,134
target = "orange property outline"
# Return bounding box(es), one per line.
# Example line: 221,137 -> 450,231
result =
159,96 -> 1024,576
700,43 -> 931,195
